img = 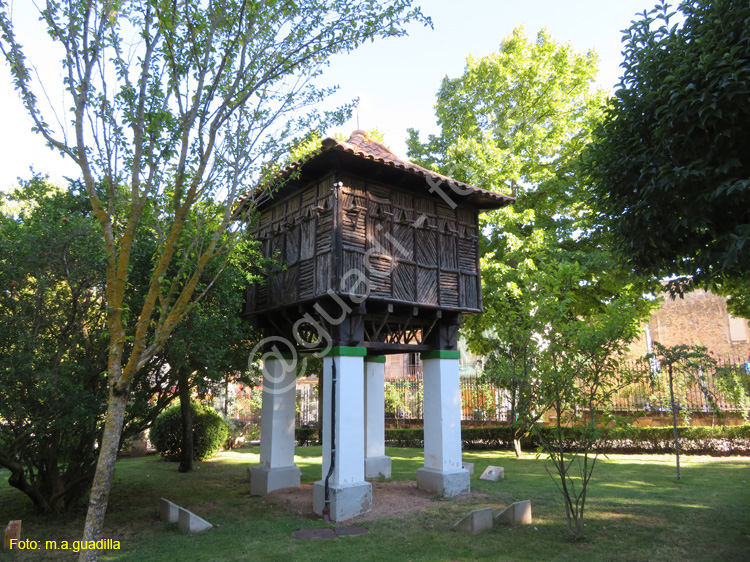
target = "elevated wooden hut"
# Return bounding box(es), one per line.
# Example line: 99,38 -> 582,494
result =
238,131 -> 512,522
237,130 -> 512,353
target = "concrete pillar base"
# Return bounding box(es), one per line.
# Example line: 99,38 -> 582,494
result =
312,480 -> 372,522
365,455 -> 392,479
416,467 -> 470,498
249,464 -> 301,496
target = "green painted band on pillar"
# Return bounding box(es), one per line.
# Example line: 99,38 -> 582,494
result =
364,356 -> 387,363
320,346 -> 367,357
421,350 -> 461,360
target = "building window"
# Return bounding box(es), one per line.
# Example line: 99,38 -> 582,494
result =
728,315 -> 747,342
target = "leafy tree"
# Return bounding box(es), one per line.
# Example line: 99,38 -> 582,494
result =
530,291 -> 647,541
0,177 -> 184,512
0,178 -> 109,513
646,342 -> 716,480
0,1 -> 429,556
164,257 -> 258,473
584,0 -> 750,291
407,27 -> 657,455
713,363 -> 750,421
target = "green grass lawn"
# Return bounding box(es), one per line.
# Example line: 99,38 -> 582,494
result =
1,448 -> 749,561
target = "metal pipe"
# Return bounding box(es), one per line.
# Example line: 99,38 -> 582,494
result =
323,356 -> 337,521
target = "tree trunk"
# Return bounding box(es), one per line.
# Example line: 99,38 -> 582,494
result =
178,369 -> 194,473
509,388 -> 517,454
79,388 -> 129,562
3,454 -> 51,514
513,437 -> 523,457
223,377 -> 230,417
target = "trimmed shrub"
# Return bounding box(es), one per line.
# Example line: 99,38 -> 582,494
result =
151,402 -> 229,461
383,424 -> 750,455
295,426 -> 318,446
384,428 -> 424,448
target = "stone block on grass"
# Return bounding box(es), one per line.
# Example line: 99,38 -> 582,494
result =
479,466 -> 504,482
177,507 -> 213,533
495,500 -> 532,526
453,508 -> 493,535
160,498 -> 179,523
4,520 -> 21,549
462,462 -> 475,476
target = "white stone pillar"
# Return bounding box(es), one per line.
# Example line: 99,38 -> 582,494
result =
249,355 -> 301,495
313,347 -> 372,521
364,356 -> 391,479
416,351 -> 470,497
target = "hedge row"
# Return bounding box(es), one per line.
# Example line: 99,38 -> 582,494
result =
382,425 -> 750,456
291,425 -> 750,455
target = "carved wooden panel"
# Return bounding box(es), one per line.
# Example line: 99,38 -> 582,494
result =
393,261 -> 415,302
286,221 -> 300,265
458,232 -> 477,274
460,273 -> 478,309
416,220 -> 437,266
439,223 -> 458,270
299,258 -> 315,299
440,271 -> 459,308
316,206 -> 333,254
415,196 -> 434,217
368,254 -> 392,297
366,194 -> 392,257
342,180 -> 366,250
270,270 -> 284,303
300,212 -> 315,261
270,229 -> 284,260
340,249 -> 368,296
392,217 -> 413,261
457,208 -> 476,225
367,182 -> 390,200
302,186 -> 316,208
285,263 -> 299,301
286,194 -> 300,216
315,252 -> 331,296
417,266 -> 438,305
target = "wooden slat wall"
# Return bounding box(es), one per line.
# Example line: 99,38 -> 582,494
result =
247,171 -> 483,314
250,174 -> 335,311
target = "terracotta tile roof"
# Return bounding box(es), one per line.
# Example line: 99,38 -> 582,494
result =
234,130 -> 514,217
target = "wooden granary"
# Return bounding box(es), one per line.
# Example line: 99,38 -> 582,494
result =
238,130 -> 512,353
238,131 -> 512,522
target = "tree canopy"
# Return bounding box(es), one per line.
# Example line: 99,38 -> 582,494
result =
0,177 -> 256,511
407,27 -> 658,460
584,0 -> 750,290
407,26 -> 655,345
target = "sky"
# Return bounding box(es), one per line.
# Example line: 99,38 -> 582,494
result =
0,0 -> 659,190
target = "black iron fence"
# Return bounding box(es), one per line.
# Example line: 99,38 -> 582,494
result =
609,357 -> 749,413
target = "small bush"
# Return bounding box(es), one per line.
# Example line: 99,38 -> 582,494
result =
224,419 -> 259,449
295,426 -> 318,446
151,402 -> 229,461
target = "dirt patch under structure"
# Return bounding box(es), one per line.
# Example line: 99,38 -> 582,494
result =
263,480 -> 488,523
